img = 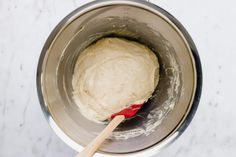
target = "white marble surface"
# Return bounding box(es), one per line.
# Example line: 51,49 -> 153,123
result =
0,0 -> 236,157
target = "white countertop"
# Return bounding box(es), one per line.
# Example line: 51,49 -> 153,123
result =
0,0 -> 236,156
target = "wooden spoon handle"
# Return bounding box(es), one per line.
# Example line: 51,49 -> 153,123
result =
76,115 -> 125,157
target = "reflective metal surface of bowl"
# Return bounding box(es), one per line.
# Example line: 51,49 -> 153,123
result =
37,0 -> 202,156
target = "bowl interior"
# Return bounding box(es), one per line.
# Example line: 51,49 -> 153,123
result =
40,2 -> 196,154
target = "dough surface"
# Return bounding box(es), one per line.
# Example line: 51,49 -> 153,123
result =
72,38 -> 159,122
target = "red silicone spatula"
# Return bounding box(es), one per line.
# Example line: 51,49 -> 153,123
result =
111,104 -> 143,119
76,103 -> 143,157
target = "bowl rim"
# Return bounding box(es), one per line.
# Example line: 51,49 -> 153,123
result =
36,0 -> 202,156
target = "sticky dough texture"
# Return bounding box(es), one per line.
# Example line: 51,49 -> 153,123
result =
72,38 -> 159,122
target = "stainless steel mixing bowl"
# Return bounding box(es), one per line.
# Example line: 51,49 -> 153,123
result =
37,0 -> 202,156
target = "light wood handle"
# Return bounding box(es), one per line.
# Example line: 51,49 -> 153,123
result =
76,115 -> 125,157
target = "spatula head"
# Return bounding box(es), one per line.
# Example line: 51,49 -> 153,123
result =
111,104 -> 143,119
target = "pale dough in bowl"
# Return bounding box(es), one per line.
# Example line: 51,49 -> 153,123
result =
72,38 -> 159,122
